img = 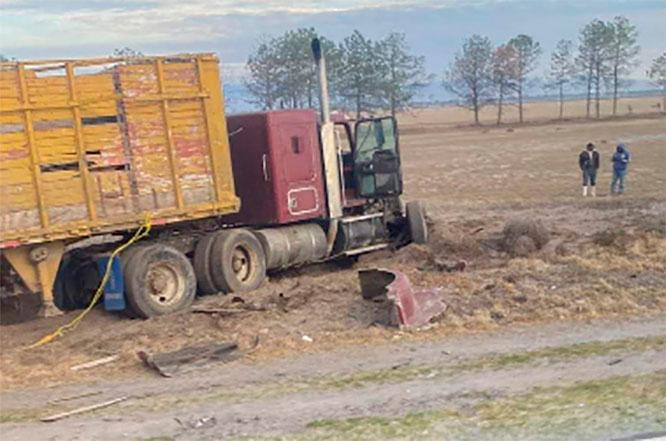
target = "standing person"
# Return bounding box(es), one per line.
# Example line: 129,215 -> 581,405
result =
611,143 -> 631,195
579,142 -> 600,197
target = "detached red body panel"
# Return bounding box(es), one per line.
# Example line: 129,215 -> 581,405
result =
358,269 -> 447,329
223,110 -> 327,226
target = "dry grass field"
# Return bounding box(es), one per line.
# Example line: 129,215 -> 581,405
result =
1,97 -> 665,441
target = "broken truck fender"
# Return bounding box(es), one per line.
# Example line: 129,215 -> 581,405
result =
358,268 -> 447,329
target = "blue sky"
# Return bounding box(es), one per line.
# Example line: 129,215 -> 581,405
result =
1,0 -> 665,79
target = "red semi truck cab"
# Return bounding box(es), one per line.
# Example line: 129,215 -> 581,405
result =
225,110 -> 327,226
217,108 -> 424,275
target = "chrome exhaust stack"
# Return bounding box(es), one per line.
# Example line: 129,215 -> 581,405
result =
311,38 -> 331,124
312,38 -> 342,254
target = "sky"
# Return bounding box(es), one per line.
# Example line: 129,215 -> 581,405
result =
1,0 -> 665,80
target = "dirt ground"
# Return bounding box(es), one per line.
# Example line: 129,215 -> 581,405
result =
1,97 -> 665,440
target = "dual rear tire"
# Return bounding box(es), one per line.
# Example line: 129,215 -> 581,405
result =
121,229 -> 266,318
194,229 -> 267,295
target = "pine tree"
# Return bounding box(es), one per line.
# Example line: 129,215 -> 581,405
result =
547,39 -> 576,119
507,34 -> 541,123
577,19 -> 613,119
376,32 -> 431,117
491,44 -> 517,125
444,35 -> 494,125
607,16 -> 640,115
647,52 -> 666,112
337,30 -> 383,118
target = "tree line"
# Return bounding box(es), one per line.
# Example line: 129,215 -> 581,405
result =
244,28 -> 431,118
243,17 -> 665,124
446,16 -> 663,124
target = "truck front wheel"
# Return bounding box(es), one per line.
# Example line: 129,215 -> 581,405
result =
123,244 -> 196,318
209,229 -> 266,293
406,200 -> 429,244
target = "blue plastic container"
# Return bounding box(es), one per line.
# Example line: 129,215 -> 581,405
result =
96,256 -> 126,311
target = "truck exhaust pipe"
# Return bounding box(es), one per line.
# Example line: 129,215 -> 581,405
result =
311,38 -> 331,124
311,38 -> 343,252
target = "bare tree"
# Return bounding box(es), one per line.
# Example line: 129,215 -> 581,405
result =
547,39 -> 576,119
444,35 -> 494,125
607,16 -> 640,116
507,34 -> 541,123
647,52 -> 666,112
491,44 -> 517,125
577,19 -> 613,119
376,32 -> 431,118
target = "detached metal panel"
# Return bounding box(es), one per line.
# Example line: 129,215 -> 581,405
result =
0,54 -> 239,247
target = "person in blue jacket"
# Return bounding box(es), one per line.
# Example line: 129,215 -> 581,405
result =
611,143 -> 631,194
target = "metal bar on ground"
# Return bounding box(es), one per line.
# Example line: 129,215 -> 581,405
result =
40,396 -> 129,422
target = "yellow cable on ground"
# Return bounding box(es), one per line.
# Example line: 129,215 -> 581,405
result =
28,216 -> 152,349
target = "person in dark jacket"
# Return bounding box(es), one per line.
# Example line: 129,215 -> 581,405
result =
611,143 -> 631,194
579,142 -> 600,197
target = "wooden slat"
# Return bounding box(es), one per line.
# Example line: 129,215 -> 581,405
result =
16,64 -> 49,228
66,62 -> 97,221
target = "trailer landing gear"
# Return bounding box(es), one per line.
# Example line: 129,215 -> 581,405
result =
2,241 -> 65,317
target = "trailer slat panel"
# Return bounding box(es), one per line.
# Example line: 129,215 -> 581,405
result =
0,54 -> 239,246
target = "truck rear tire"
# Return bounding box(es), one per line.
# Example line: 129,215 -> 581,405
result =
406,200 -> 429,244
193,233 -> 219,295
54,255 -> 101,310
123,244 -> 196,318
209,229 -> 266,293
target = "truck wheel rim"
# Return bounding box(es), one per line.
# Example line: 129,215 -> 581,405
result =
231,246 -> 251,282
146,262 -> 183,305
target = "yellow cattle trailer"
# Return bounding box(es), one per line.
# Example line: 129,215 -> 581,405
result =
0,54 -> 239,315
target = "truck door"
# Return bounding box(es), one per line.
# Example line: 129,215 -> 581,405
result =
275,123 -> 323,219
353,117 -> 402,198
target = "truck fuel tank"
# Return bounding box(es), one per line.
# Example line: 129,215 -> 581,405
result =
254,224 -> 328,270
334,214 -> 389,254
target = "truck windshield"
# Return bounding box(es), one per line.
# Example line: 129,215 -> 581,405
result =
355,118 -> 397,162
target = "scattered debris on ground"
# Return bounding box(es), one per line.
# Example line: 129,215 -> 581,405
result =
40,396 -> 128,422
138,342 -> 243,377
70,355 -> 118,372
175,416 -> 217,430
